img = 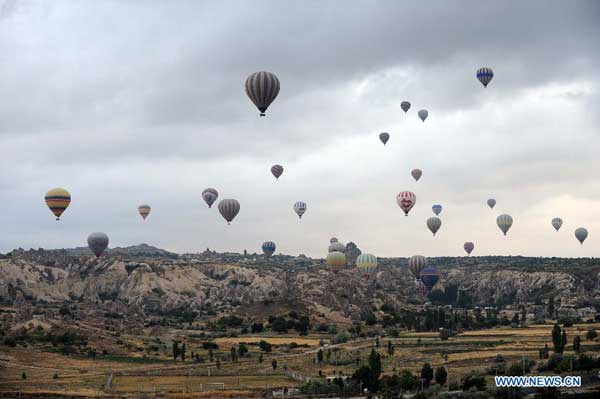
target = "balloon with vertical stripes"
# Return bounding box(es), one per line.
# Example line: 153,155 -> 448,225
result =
245,71 -> 280,116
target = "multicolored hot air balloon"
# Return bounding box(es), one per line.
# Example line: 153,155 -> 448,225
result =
379,132 -> 390,146
328,241 -> 345,253
464,242 -> 474,256
432,204 -> 442,216
138,204 -> 151,220
262,241 -> 276,257
575,227 -> 588,245
487,199 -> 496,209
401,101 -> 411,113
552,218 -> 563,232
245,71 -> 280,116
202,188 -> 218,208
427,217 -> 442,236
418,109 -> 428,122
293,201 -> 307,219
408,255 -> 427,280
327,251 -> 346,270
497,214 -> 513,236
420,267 -> 440,291
476,67 -> 494,88
87,232 -> 109,258
356,253 -> 377,279
411,169 -> 423,181
396,191 -> 416,216
44,188 -> 71,220
271,164 -> 284,180
218,199 -> 240,225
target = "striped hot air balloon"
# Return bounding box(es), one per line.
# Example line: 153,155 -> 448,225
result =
356,253 -> 377,279
138,204 -> 151,220
330,237 -> 339,244
245,71 -> 280,116
464,242 -> 474,256
87,232 -> 109,258
396,191 -> 416,216
44,188 -> 71,220
427,217 -> 442,236
408,255 -> 427,280
401,101 -> 411,113
497,214 -> 513,236
432,204 -> 442,216
202,188 -> 218,208
262,241 -> 276,257
293,201 -> 307,219
218,199 -> 240,225
575,227 -> 588,245
551,218 -> 563,232
418,109 -> 428,122
411,169 -> 423,181
327,251 -> 346,270
271,164 -> 284,180
379,132 -> 390,145
487,198 -> 496,209
477,67 -> 494,88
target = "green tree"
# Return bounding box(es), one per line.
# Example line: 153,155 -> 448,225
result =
435,366 -> 447,386
368,348 -> 382,380
561,330 -> 567,351
208,348 -> 214,361
547,297 -> 555,318
399,370 -> 418,391
230,347 -> 238,362
573,336 -> 581,352
421,362 -> 434,386
317,348 -> 323,364
258,353 -> 263,363
181,342 -> 186,362
551,323 -> 563,353
172,341 -> 179,361
259,340 -> 272,352
238,343 -> 248,357
21,372 -> 27,380
387,340 -> 395,356
272,359 -> 278,370
216,356 -> 221,369
586,328 -> 597,340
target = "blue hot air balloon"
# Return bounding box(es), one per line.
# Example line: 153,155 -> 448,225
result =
432,204 -> 442,216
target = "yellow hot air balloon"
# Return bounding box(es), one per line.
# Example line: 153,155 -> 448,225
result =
45,188 -> 71,220
356,253 -> 377,279
327,251 -> 346,271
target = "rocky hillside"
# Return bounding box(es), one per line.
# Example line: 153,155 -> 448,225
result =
1,247 -> 599,319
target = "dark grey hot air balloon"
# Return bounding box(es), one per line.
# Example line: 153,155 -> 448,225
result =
218,199 -> 240,225
328,241 -> 345,253
497,214 -> 513,236
202,188 -> 218,208
379,132 -> 390,146
463,242 -> 474,256
401,101 -> 411,113
487,198 -> 496,209
245,71 -> 280,116
262,241 -> 276,257
427,216 -> 442,236
271,164 -> 284,180
87,232 -> 109,258
330,237 -> 339,244
418,109 -> 428,122
411,168 -> 423,181
551,218 -> 563,232
575,227 -> 588,245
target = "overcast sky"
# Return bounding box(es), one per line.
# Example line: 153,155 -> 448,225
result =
0,0 -> 599,258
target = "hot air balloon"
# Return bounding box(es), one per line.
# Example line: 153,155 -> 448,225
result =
262,241 -> 276,257
487,199 -> 496,209
411,169 -> 423,181
293,201 -> 307,219
408,255 -> 427,280
245,71 -> 280,116
464,242 -> 474,256
575,227 -> 588,245
356,253 -> 377,279
218,199 -> 240,225
396,191 -> 416,216
327,251 -> 346,270
379,132 -> 390,146
44,188 -> 71,220
330,237 -> 339,244
328,242 -> 345,253
418,109 -> 428,122
202,188 -> 218,208
87,232 -> 109,258
401,101 -> 411,113
415,279 -> 427,295
427,217 -> 442,236
476,67 -> 494,88
420,267 -> 440,291
138,204 -> 151,220
271,164 -> 284,180
497,214 -> 513,236
551,218 -> 563,232
432,204 -> 442,216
